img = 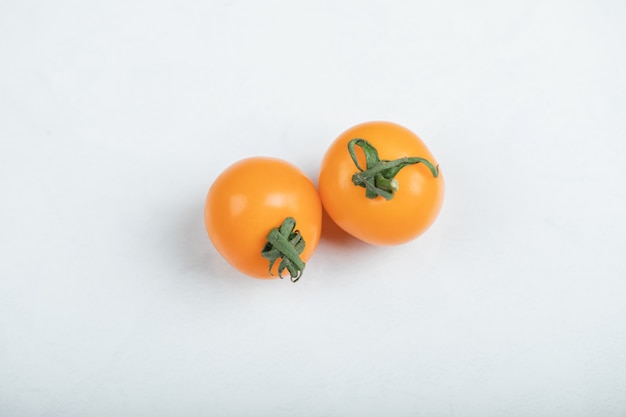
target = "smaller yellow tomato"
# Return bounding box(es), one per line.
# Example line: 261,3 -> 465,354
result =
205,157 -> 322,281
318,121 -> 444,245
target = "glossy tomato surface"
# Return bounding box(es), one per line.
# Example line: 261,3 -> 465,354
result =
205,157 -> 322,279
318,121 -> 444,245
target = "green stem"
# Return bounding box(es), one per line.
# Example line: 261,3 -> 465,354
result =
348,138 -> 439,200
261,217 -> 306,282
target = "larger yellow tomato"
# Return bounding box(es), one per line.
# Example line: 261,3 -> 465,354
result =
318,121 -> 444,245
205,157 -> 322,281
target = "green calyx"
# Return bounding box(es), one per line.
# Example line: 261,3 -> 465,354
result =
348,138 -> 439,200
261,217 -> 306,282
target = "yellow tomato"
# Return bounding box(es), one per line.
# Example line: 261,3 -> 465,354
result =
205,157 -> 322,281
318,121 -> 444,245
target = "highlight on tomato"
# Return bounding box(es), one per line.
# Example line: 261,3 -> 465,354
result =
204,157 -> 322,282
318,121 -> 444,246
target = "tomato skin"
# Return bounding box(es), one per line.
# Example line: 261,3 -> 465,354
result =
205,157 -> 322,279
318,121 -> 444,245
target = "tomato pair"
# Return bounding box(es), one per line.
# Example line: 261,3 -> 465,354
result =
204,121 -> 444,281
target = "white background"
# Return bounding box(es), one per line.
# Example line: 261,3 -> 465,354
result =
1,0 -> 625,416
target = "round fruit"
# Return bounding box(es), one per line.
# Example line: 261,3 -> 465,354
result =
318,121 -> 444,245
205,157 -> 322,281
